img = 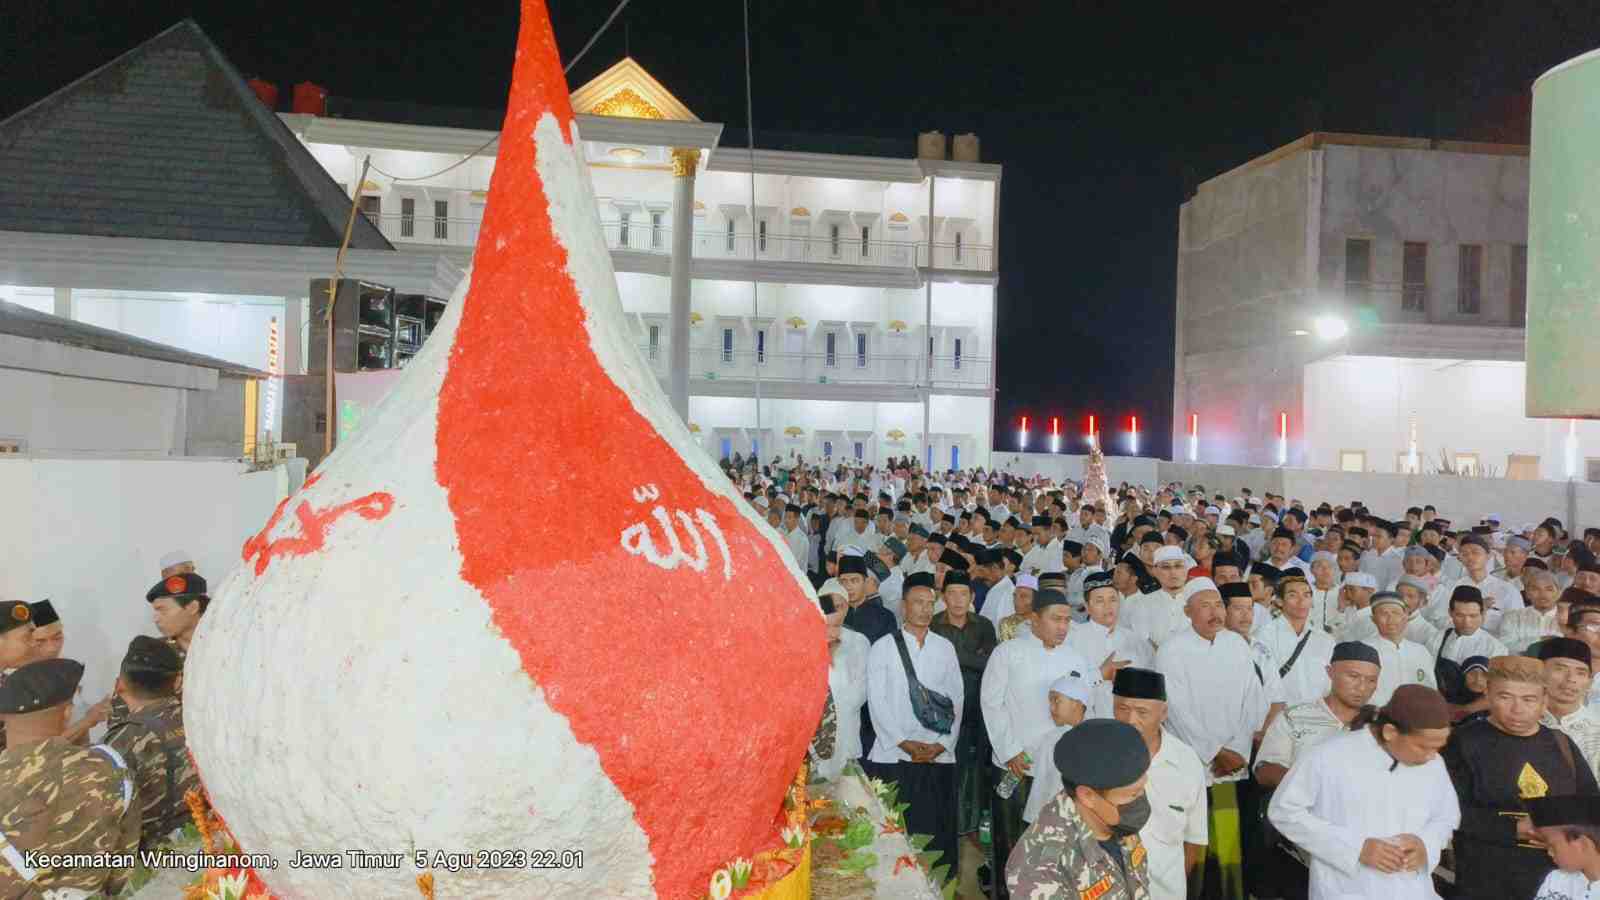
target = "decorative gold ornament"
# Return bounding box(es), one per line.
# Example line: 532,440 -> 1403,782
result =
688,423 -> 701,433
608,147 -> 646,162
1518,762 -> 1549,799
669,147 -> 699,178
689,312 -> 703,325
887,429 -> 906,441
888,211 -> 909,223
888,320 -> 908,333
590,87 -> 666,120
784,426 -> 804,437
785,316 -> 807,329
790,207 -> 811,217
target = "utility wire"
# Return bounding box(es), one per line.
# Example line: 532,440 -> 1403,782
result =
364,0 -> 632,185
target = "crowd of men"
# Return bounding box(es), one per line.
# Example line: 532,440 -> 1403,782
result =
750,454 -> 1600,900
0,552 -> 207,897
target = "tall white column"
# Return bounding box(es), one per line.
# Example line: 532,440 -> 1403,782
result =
52,287 -> 73,319
668,148 -> 699,422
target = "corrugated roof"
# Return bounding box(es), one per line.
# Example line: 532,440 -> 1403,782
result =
0,20 -> 392,250
0,298 -> 269,378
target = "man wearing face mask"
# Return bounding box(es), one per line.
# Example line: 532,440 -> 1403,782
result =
1007,718 -> 1155,899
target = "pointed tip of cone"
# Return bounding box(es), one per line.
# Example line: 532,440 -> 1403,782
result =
503,0 -> 576,144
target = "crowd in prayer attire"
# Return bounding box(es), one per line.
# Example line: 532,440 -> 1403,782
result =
741,452 -> 1600,900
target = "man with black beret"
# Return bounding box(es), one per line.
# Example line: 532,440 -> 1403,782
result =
0,658 -> 140,896
1007,718 -> 1154,898
106,636 -> 199,850
146,572 -> 209,661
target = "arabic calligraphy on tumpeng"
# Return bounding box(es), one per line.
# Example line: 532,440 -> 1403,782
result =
620,484 -> 735,580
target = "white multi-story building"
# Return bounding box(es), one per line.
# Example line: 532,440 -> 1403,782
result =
290,58 -> 1001,469
0,23 -> 999,469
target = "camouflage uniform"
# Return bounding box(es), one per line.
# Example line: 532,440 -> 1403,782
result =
105,695 -> 199,850
809,689 -> 838,762
0,737 -> 139,898
1006,789 -> 1152,900
107,638 -> 185,729
999,613 -> 1031,642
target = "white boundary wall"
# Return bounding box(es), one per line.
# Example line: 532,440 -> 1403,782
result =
0,458 -> 291,714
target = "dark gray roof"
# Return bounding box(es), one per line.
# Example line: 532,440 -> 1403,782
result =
0,20 -> 392,250
0,298 -> 269,379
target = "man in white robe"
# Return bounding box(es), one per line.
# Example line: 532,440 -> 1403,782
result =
1268,684 -> 1459,900
811,593 -> 871,780
980,549 -> 1021,628
1112,667 -> 1209,900
866,579 -> 964,877
1125,545 -> 1191,649
1499,568 -> 1563,654
1423,533 -> 1522,634
782,504 -> 810,572
1068,571 -> 1153,718
1363,594 -> 1438,706
1156,578 -> 1266,900
980,590 -> 1096,898
1257,572 -> 1337,708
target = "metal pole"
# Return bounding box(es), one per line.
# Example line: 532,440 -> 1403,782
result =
923,174 -> 935,470
324,156 -> 370,459
667,150 -> 696,421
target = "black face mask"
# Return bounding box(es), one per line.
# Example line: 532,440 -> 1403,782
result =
1108,793 -> 1151,838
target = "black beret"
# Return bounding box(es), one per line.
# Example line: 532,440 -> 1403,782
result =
1529,795 -> 1600,829
1033,589 -> 1070,612
943,570 -> 972,589
1082,570 -> 1117,595
1219,582 -> 1252,603
0,600 -> 32,634
1538,637 -> 1593,669
836,554 -> 868,576
1331,641 -> 1381,666
122,635 -> 183,675
940,549 -> 971,571
0,658 -> 84,714
28,600 -> 58,628
904,571 -> 937,593
146,572 -> 208,604
1055,719 -> 1151,789
1113,666 -> 1166,700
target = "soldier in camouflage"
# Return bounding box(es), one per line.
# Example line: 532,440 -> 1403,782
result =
0,658 -> 140,898
0,600 -> 38,752
106,635 -> 199,850
1007,718 -> 1154,900
110,572 -> 207,729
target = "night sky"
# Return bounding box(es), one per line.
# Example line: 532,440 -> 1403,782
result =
5,1 -> 1597,459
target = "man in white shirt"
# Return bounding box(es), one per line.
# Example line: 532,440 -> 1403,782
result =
1268,684 -> 1459,900
1423,533 -> 1522,634
1257,573 -> 1337,709
1526,794 -> 1600,900
1021,671 -> 1091,825
980,549 -> 1022,628
1307,552 -> 1342,636
866,576 -> 964,880
1112,667 -> 1209,900
1126,545 -> 1192,649
1428,586 -> 1510,664
1502,568 -> 1563,654
1253,641 -> 1382,899
1156,578 -> 1267,900
1538,638 -> 1600,780
1363,593 -> 1438,705
1361,521 -> 1405,592
811,593 -> 871,780
782,504 -> 810,572
980,589 -> 1096,899
1068,571 -> 1153,718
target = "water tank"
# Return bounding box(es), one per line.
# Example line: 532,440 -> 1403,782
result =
952,133 -> 981,162
917,131 -> 947,161
1528,49 -> 1600,417
292,81 -> 329,116
247,78 -> 279,110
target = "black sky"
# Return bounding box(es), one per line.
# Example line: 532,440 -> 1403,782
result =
5,1 -> 1596,459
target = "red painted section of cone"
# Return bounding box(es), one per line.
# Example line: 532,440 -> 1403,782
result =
433,3 -> 828,898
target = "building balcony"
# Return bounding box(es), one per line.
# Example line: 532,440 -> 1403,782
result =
358,211 -> 994,273
635,347 -> 991,397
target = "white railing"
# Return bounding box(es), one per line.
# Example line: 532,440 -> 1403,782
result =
364,212 -> 996,272
635,348 -> 991,390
